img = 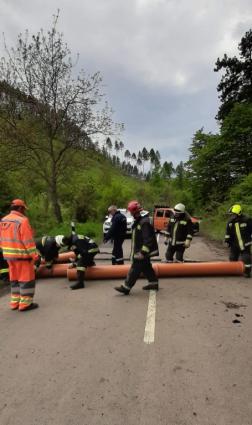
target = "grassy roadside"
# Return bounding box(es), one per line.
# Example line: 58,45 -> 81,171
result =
34,221 -> 104,245
200,217 -> 226,243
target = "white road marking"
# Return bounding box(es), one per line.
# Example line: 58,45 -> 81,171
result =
157,233 -> 160,243
144,290 -> 157,344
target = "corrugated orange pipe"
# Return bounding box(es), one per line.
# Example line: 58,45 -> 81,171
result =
41,252 -> 75,264
67,261 -> 245,280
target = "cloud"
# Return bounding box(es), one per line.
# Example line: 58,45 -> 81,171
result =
0,0 -> 251,167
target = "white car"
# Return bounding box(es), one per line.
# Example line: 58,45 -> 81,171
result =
103,209 -> 149,237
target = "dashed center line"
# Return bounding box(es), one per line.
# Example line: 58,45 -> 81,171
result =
144,290 -> 157,344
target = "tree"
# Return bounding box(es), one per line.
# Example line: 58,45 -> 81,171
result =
155,150 -> 161,166
105,137 -> 113,158
0,12 -> 124,222
214,29 -> 252,122
131,152 -> 137,165
119,141 -> 124,161
161,161 -> 174,179
149,148 -> 156,172
142,147 -> 149,174
114,140 -> 120,156
175,161 -> 185,189
124,149 -> 131,162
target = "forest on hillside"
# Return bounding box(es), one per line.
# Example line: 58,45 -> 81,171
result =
0,13 -> 252,239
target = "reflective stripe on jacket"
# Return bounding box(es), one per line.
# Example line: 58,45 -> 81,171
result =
165,212 -> 193,246
130,215 -> 159,260
0,211 -> 39,261
68,235 -> 100,258
225,215 -> 252,250
36,236 -> 60,263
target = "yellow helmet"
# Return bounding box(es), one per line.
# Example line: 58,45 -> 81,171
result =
228,205 -> 242,216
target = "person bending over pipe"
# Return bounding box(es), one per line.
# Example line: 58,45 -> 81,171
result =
103,205 -> 127,265
225,205 -> 252,278
164,203 -> 193,263
63,235 -> 100,290
114,201 -> 159,295
34,235 -> 67,272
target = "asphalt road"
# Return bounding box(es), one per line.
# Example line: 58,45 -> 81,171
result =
0,235 -> 252,425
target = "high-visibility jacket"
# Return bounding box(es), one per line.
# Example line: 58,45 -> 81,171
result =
0,211 -> 39,261
36,236 -> 60,263
130,214 -> 159,260
225,215 -> 252,250
67,235 -> 100,259
165,212 -> 193,246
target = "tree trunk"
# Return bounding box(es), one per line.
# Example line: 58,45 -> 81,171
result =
51,179 -> 63,223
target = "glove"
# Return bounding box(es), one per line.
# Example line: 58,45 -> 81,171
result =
68,263 -> 77,269
34,258 -> 41,271
184,239 -> 190,249
164,237 -> 170,245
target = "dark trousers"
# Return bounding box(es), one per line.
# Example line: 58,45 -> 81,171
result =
125,258 -> 158,289
229,246 -> 251,276
76,253 -> 97,282
112,238 -> 125,265
0,251 -> 9,282
165,244 -> 185,263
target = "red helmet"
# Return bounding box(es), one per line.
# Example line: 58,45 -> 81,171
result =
127,200 -> 143,214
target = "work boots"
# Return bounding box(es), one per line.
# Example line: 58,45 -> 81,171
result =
20,303 -> 39,311
70,271 -> 85,290
142,282 -> 159,291
114,284 -> 130,295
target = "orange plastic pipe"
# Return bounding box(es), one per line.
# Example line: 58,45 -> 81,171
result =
41,252 -> 75,264
36,263 -> 69,278
67,261 -> 245,281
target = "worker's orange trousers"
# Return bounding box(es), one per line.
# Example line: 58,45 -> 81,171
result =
8,260 -> 36,311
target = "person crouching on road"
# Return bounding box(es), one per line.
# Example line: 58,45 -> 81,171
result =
35,235 -> 67,272
103,205 -> 127,265
164,203 -> 193,263
0,199 -> 40,311
63,234 -> 100,290
114,201 -> 159,295
225,205 -> 252,278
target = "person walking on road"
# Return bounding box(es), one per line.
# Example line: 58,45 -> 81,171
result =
114,201 -> 159,295
0,199 -> 40,311
64,234 -> 100,290
225,205 -> 252,278
35,235 -> 67,272
103,206 -> 127,265
164,203 -> 193,263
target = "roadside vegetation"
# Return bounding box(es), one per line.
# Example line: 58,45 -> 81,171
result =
0,15 -> 252,244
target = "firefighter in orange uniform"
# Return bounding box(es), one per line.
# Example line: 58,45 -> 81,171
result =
0,199 -> 40,311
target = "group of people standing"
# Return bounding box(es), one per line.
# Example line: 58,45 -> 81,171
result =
0,198 -> 251,311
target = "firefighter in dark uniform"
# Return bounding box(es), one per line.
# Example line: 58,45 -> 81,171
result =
35,235 -> 66,271
114,201 -> 159,295
63,234 -> 100,290
0,247 -> 9,284
164,203 -> 193,263
103,205 -> 127,265
225,205 -> 252,278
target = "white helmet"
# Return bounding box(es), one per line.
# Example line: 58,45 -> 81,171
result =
174,203 -> 185,214
55,235 -> 65,247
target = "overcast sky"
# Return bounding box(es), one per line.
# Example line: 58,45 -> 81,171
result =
1,0 -> 252,168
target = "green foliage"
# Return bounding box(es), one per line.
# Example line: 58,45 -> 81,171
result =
34,221 -> 103,242
214,29 -> 252,121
